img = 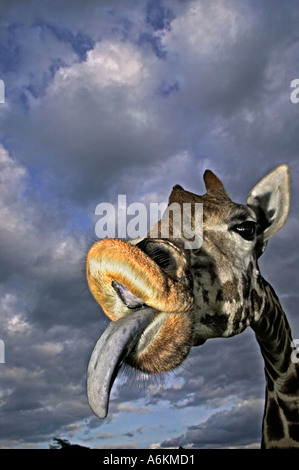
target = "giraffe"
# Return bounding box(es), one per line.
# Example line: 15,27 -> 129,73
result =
86,164 -> 299,449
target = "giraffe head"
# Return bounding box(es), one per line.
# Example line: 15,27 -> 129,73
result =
86,165 -> 290,418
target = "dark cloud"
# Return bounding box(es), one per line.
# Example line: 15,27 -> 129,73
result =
160,400 -> 263,448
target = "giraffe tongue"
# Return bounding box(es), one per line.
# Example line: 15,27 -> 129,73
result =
87,307 -> 157,419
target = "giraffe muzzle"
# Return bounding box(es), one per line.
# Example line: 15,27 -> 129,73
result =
86,237 -> 196,418
86,238 -> 194,319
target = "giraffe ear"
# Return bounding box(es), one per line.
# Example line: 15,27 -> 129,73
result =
246,164 -> 290,242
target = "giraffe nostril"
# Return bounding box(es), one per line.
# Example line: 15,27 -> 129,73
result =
136,239 -> 174,269
135,238 -> 185,280
147,246 -> 174,270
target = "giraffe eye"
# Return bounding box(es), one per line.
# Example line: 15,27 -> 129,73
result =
232,221 -> 257,241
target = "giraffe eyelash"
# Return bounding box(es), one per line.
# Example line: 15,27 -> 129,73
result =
230,221 -> 258,241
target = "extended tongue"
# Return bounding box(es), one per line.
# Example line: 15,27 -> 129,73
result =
87,307 -> 157,419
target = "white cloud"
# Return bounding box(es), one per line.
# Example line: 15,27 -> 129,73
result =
49,40 -> 150,94
160,399 -> 264,448
162,0 -> 243,54
32,341 -> 64,357
6,315 -> 32,337
0,366 -> 44,384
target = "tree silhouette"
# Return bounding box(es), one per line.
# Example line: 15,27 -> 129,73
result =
50,437 -> 90,450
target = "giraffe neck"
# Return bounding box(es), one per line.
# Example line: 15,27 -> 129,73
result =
251,279 -> 299,449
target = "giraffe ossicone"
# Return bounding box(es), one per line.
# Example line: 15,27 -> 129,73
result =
86,164 -> 299,449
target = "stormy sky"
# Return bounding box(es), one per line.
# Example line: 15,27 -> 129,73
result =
0,0 -> 298,449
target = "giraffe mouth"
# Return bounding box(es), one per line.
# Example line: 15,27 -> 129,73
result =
86,237 -> 197,418
112,281 -> 147,309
